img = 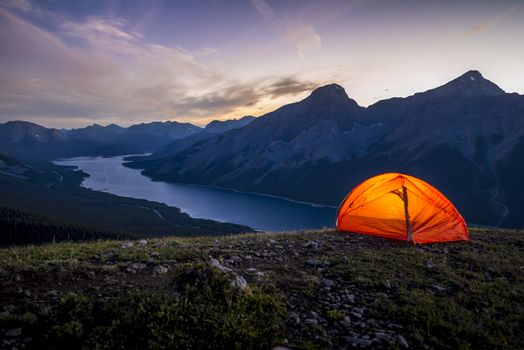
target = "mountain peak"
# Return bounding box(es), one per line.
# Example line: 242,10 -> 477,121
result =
307,84 -> 360,106
439,70 -> 505,97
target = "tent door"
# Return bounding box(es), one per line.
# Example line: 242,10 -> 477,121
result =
402,186 -> 413,242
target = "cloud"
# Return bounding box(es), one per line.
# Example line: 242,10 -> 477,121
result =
252,0 -> 321,59
464,5 -> 519,37
264,76 -> 318,99
0,5 -> 322,127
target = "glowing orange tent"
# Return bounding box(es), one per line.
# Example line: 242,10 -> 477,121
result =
336,173 -> 468,244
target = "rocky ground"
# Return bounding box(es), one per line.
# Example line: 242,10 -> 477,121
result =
1,228 -> 523,349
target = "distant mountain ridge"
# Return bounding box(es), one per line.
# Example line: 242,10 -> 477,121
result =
0,116 -> 255,160
128,71 -> 524,228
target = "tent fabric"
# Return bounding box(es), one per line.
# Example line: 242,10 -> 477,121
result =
336,173 -> 468,244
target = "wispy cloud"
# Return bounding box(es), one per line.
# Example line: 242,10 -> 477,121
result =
252,0 -> 321,59
464,5 -> 519,37
0,3 -> 322,127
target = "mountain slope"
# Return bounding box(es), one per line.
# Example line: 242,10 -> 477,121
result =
0,121 -> 126,160
204,115 -> 256,134
130,72 -> 524,228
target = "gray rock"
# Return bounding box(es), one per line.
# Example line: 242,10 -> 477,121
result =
231,275 -> 248,290
150,251 -> 160,258
130,262 -> 147,270
153,265 -> 168,274
287,311 -> 300,325
138,239 -> 148,245
342,336 -> 372,348
322,278 -> 335,288
208,258 -> 230,272
426,260 -> 434,269
304,318 -> 318,326
430,283 -> 446,293
272,347 -> 290,350
245,267 -> 258,273
306,259 -> 322,267
397,334 -> 409,348
121,242 -> 134,249
303,241 -> 319,249
375,332 -> 393,342
5,328 -> 22,337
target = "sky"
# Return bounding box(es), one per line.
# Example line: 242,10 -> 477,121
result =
0,0 -> 523,128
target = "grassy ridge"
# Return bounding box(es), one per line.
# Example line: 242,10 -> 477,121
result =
0,228 -> 523,349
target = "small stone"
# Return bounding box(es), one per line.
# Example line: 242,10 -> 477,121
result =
121,242 -> 134,249
153,265 -> 168,274
5,328 -> 22,337
304,318 -> 318,326
375,332 -> 393,342
231,275 -> 248,290
150,251 -> 160,258
430,284 -> 446,293
426,260 -> 434,269
209,258 -> 230,272
23,289 -> 31,297
383,280 -> 391,289
322,278 -> 335,288
397,334 -> 409,348
272,347 -> 290,350
269,239 -> 277,244
287,311 -> 300,325
130,262 -> 147,270
138,239 -> 148,245
306,259 -> 322,267
303,241 -> 319,249
246,267 -> 258,273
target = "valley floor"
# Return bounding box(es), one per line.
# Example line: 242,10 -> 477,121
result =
0,228 -> 523,349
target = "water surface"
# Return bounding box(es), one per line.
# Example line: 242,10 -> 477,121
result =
55,156 -> 337,232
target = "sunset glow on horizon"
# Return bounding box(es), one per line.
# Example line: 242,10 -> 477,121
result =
0,0 -> 523,128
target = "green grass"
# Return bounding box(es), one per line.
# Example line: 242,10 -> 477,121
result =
328,229 -> 524,349
1,229 -> 523,349
0,264 -> 286,350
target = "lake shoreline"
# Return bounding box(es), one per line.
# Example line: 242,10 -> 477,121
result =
54,155 -> 337,232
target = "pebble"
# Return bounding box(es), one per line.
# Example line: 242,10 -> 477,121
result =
150,251 -> 160,258
121,242 -> 134,249
208,258 -> 230,272
153,265 -> 168,274
322,278 -> 335,288
287,311 -> 300,325
231,275 -> 248,290
306,259 -> 322,267
430,283 -> 446,293
130,262 -> 147,270
375,332 -> 393,342
303,241 -> 319,249
245,267 -> 258,273
5,328 -> 22,337
138,239 -> 148,245
397,334 -> 409,348
304,318 -> 318,326
342,336 -> 372,348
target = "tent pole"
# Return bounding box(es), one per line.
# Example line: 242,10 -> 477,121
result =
403,186 -> 413,243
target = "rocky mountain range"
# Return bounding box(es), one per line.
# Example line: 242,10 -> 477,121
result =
128,71 -> 524,228
0,116 -> 257,160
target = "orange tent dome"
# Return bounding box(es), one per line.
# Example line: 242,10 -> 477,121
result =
336,173 -> 468,244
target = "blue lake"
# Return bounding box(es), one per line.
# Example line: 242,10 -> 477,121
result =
54,156 -> 337,232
